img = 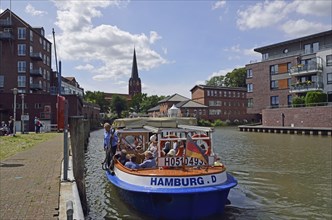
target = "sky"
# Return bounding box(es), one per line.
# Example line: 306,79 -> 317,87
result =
1,0 -> 331,98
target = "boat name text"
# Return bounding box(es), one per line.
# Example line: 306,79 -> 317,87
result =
150,175 -> 217,187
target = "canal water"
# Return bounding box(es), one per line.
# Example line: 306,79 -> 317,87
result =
85,127 -> 332,220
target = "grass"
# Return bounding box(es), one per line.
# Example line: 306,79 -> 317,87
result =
0,132 -> 59,160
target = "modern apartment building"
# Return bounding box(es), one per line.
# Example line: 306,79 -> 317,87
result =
246,30 -> 332,119
191,85 -> 256,122
0,9 -> 54,94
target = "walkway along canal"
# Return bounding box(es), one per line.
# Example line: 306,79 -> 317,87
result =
85,126 -> 332,219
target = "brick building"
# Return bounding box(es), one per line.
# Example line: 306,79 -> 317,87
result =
0,9 -> 99,132
191,85 -> 255,122
246,30 -> 332,127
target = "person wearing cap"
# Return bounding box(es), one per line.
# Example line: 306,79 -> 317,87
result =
144,134 -> 158,158
139,151 -> 156,168
166,149 -> 176,157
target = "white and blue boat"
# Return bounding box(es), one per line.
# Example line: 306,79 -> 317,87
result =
105,117 -> 237,219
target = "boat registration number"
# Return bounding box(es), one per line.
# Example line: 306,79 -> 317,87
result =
158,156 -> 212,167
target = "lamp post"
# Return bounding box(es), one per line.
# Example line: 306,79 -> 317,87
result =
21,94 -> 25,134
12,88 -> 18,136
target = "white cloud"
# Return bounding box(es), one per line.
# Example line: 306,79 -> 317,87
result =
281,19 -> 331,37
237,1 -> 289,30
291,0 -> 332,17
212,1 -> 226,10
25,4 -> 47,16
149,31 -> 162,44
75,64 -> 94,71
52,0 -> 167,82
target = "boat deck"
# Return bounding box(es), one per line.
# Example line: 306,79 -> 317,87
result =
114,160 -> 226,177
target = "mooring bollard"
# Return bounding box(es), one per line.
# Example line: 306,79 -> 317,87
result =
66,200 -> 73,220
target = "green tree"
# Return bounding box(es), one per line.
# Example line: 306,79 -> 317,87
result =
84,91 -> 110,113
130,93 -> 147,113
111,95 -> 128,118
224,68 -> 246,87
140,95 -> 165,113
205,75 -> 225,86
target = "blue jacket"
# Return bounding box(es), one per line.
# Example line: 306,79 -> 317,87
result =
139,158 -> 156,168
104,130 -> 118,150
125,161 -> 139,169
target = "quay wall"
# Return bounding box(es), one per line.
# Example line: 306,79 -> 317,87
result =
262,106 -> 332,128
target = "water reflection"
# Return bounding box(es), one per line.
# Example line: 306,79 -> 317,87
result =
86,127 -> 332,219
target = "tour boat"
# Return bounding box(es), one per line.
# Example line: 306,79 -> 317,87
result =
105,117 -> 237,219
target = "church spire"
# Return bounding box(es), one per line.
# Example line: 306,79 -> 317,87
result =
131,48 -> 139,79
129,48 -> 141,97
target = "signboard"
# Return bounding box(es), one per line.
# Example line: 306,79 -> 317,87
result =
158,156 -> 214,167
21,115 -> 29,121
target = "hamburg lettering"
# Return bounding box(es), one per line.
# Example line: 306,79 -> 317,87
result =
150,177 -> 205,187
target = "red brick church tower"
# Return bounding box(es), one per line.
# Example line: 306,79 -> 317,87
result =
128,48 -> 142,97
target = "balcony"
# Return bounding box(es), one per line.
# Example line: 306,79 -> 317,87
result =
0,31 -> 14,40
30,83 -> 42,90
289,81 -> 324,94
290,57 -> 323,76
0,19 -> 12,27
30,52 -> 43,61
30,69 -> 43,77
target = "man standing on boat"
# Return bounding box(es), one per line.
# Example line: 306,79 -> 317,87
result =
103,123 -> 119,168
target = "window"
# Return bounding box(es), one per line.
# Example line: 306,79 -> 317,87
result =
18,27 -> 26,39
271,80 -> 278,89
0,75 -> 4,87
17,61 -> 26,73
304,44 -> 311,54
35,103 -> 42,109
287,95 -> 292,107
288,78 -> 292,88
207,90 -> 210,96
271,96 -> 279,108
247,69 -> 253,78
313,42 -> 319,53
247,83 -> 253,92
327,55 -> 332,66
270,64 -> 278,74
262,53 -> 269,61
30,30 -> 33,42
18,44 -> 26,56
18,75 -> 26,87
327,73 -> 332,84
224,91 -> 227,97
287,62 -> 292,72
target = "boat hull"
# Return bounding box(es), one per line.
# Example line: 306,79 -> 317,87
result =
106,170 -> 237,219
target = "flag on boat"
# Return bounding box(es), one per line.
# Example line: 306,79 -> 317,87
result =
186,135 -> 208,164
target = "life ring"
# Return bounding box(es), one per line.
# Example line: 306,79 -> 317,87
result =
192,133 -> 211,156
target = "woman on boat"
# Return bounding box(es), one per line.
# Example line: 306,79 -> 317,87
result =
139,151 -> 156,168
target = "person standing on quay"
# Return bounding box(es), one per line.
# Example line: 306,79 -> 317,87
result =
8,116 -> 14,136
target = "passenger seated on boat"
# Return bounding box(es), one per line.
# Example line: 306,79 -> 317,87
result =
139,151 -> 156,169
176,141 -> 185,157
119,149 -> 128,165
162,141 -> 171,155
125,154 -> 139,169
142,134 -> 157,159
166,149 -> 176,157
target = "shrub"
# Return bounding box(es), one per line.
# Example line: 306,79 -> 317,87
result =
292,96 -> 305,107
305,91 -> 327,106
197,119 -> 212,126
212,119 -> 226,127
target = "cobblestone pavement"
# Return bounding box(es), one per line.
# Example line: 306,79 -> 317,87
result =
0,134 -> 63,220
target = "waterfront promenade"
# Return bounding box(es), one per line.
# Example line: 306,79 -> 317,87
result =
0,134 -> 63,219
